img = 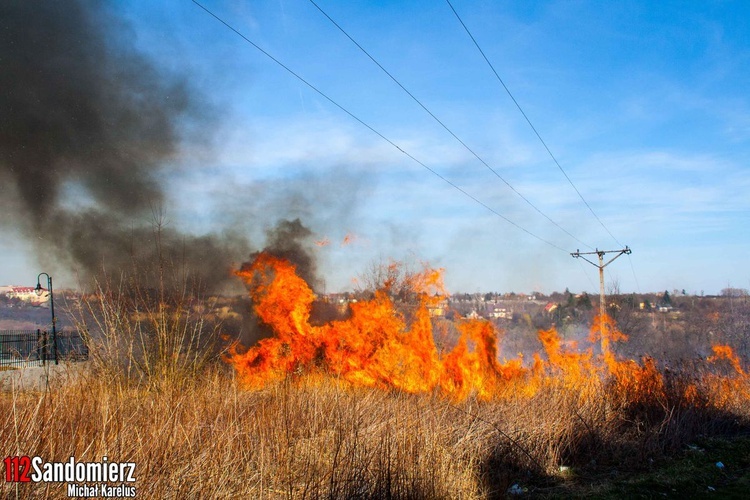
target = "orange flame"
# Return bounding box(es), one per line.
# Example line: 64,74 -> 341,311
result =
708,344 -> 746,377
227,254 -> 748,405
228,253 -> 525,398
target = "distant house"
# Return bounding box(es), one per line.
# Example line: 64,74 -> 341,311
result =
490,307 -> 512,319
2,286 -> 49,306
466,309 -> 481,320
428,298 -> 448,318
544,303 -> 559,314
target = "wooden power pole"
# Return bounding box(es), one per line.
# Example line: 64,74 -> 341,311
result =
571,247 -> 631,348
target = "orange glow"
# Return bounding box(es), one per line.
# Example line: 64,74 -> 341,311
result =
341,233 -> 355,246
708,344 -> 746,376
227,254 -> 748,405
315,238 -> 330,247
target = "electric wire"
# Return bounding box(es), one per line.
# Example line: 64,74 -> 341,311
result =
446,0 -> 644,293
191,0 -> 569,253
308,0 -> 593,252
576,258 -> 599,292
627,254 -> 642,294
309,0 -> 612,294
445,0 -> 624,249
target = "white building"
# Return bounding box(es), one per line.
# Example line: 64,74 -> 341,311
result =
1,286 -> 50,306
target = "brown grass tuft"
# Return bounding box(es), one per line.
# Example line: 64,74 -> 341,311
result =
2,365 -> 749,498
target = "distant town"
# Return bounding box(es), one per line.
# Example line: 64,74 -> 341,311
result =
3,283 -> 748,363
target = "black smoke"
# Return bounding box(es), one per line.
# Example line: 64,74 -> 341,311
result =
249,218 -> 320,290
0,0 -> 249,291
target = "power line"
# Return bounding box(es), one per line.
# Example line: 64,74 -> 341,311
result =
308,0 -> 593,251
191,0 -> 569,253
627,254 -> 642,294
576,258 -> 598,291
445,0 -> 624,249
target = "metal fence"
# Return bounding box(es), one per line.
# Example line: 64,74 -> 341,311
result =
0,329 -> 88,367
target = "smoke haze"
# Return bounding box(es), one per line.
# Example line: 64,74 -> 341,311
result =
240,218 -> 320,290
0,0 -> 250,291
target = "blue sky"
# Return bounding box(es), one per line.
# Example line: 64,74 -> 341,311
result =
3,0 -> 749,295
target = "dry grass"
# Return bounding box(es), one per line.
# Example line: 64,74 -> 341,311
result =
1,364 -> 748,499
0,369 -> 474,498
2,264 -> 749,498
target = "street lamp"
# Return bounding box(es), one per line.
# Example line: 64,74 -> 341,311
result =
35,272 -> 58,365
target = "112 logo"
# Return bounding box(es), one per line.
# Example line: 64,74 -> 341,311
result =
4,456 -> 32,483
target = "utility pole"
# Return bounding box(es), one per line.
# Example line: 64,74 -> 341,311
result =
571,247 -> 631,352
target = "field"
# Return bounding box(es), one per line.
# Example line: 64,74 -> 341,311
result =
2,363 -> 749,498
2,257 -> 749,498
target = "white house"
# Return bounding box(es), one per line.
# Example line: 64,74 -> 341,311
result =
2,286 -> 50,306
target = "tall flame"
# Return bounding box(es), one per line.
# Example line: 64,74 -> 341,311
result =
228,254 -> 748,405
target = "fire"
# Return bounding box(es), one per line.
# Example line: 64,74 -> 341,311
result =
708,344 -> 746,377
228,254 -> 748,405
314,234 -> 355,247
229,253 -> 520,398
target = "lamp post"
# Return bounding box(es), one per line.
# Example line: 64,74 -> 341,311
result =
35,272 -> 58,365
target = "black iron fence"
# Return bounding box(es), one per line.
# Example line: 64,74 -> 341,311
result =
0,329 -> 88,367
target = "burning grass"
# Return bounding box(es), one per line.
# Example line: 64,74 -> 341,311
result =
228,253 -> 749,412
2,254 -> 749,498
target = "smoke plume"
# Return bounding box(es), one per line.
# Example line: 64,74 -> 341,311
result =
0,0 -> 248,291
238,218 -> 321,290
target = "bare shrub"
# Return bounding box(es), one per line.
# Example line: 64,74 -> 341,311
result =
70,219 -> 229,390
73,271 -> 224,390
